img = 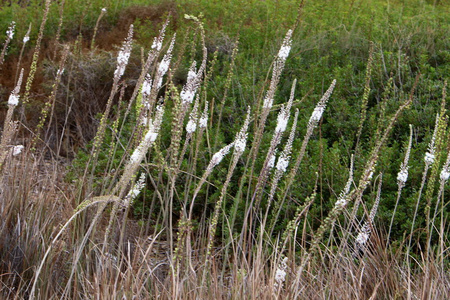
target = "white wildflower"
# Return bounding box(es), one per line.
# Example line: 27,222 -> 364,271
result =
180,62 -> 200,104
335,197 -> 347,209
440,168 -> 450,182
209,143 -> 234,169
277,45 -> 291,60
180,89 -> 195,104
23,35 -> 29,44
154,35 -> 175,89
262,96 -> 273,109
199,116 -> 208,128
275,105 -> 289,133
142,75 -> 152,99
199,104 -> 208,128
186,98 -> 199,134
309,106 -> 324,124
274,257 -> 288,289
130,106 -> 164,164
308,80 -> 336,126
187,69 -> 196,81
152,39 -> 162,51
123,173 -> 146,208
101,8 -> 107,13
268,150 -> 277,169
12,145 -> 24,156
397,168 -> 408,185
158,59 -> 170,78
114,25 -> 133,78
424,152 -> 435,164
56,68 -> 64,77
276,154 -> 289,173
186,119 -> 197,134
425,114 -> 439,165
274,268 -> 286,285
8,94 -> 19,106
6,21 -> 15,40
277,29 -> 292,61
355,230 -> 370,246
234,107 -> 251,155
234,137 -> 247,154
8,69 -> 23,106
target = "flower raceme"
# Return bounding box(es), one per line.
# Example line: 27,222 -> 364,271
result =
262,29 -> 293,110
308,79 -> 336,127
6,21 -> 15,40
114,25 -> 133,79
234,107 -> 251,155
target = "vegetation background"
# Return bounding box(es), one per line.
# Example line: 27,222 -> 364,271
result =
0,0 -> 448,299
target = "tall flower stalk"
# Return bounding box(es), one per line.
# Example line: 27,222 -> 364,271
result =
388,124 -> 413,243
281,79 -> 336,202
354,173 -> 383,258
0,21 -> 15,66
201,107 -> 251,287
0,69 -> 24,171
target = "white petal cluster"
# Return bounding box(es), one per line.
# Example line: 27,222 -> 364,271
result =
274,268 -> 286,285
277,45 -> 291,60
309,105 -> 324,124
268,151 -> 277,169
308,80 -> 336,127
277,29 -> 292,61
440,168 -> 450,182
12,145 -> 24,156
186,119 -> 197,134
180,89 -> 195,104
101,8 -> 107,13
199,114 -> 208,128
274,257 -> 288,289
157,58 -> 169,77
234,107 -> 251,155
123,173 -> 146,208
355,230 -> 369,246
425,152 -> 435,164
23,34 -> 29,44
128,174 -> 146,199
276,154 -> 289,173
57,68 -> 64,77
275,105 -> 289,133
130,106 -> 164,164
334,196 -> 347,210
142,75 -> 152,99
8,94 -> 19,106
234,137 -> 247,154
397,168 -> 408,185
180,62 -> 200,104
6,21 -> 15,40
114,25 -> 133,78
152,39 -> 162,51
8,69 -> 23,106
187,69 -> 196,81
208,143 -> 234,170
198,101 -> 209,129
263,96 -> 273,109
154,35 -> 175,90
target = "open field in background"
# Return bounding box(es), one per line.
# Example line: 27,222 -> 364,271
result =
0,0 -> 449,298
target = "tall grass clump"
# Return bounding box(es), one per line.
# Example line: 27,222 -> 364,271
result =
0,0 -> 449,299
